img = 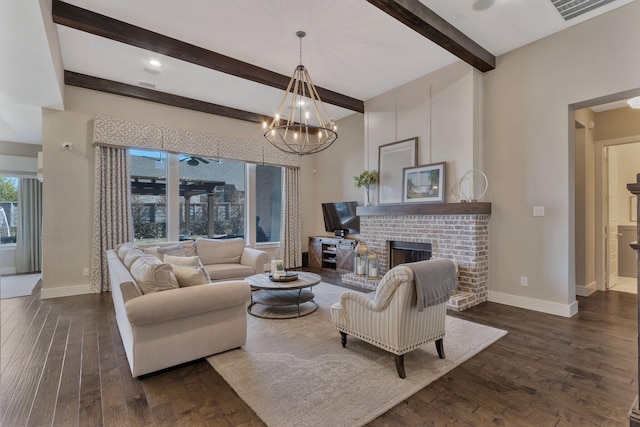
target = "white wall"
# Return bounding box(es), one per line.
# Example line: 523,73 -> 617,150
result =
484,0 -> 640,316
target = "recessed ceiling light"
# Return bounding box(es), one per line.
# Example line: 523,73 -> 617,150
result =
144,59 -> 162,75
627,96 -> 640,109
472,0 -> 494,11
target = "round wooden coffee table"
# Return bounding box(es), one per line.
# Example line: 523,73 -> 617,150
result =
245,272 -> 321,319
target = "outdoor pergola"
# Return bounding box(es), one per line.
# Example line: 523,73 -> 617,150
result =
130,177 -> 226,237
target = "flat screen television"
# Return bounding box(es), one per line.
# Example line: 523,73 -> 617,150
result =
321,201 -> 360,234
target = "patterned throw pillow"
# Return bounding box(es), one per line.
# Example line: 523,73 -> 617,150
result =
156,244 -> 186,261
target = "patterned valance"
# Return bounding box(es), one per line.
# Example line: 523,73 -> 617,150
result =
92,115 -> 301,168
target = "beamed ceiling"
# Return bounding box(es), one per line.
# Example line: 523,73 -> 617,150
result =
1,0 -> 637,143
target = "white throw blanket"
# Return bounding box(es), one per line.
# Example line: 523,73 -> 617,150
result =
405,259 -> 457,311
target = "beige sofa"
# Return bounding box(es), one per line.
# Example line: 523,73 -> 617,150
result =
107,238 -> 268,377
139,238 -> 270,282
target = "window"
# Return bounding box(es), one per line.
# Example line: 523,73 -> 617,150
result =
130,151 -> 281,245
130,151 -> 167,243
178,155 -> 245,240
255,164 -> 281,243
0,177 -> 18,245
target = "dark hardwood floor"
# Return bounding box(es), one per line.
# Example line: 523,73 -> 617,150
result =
1,271 -> 637,426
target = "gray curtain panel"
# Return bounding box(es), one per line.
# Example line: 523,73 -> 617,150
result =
16,178 -> 42,273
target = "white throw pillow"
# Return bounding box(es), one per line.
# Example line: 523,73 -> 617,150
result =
163,255 -> 212,287
129,255 -> 179,294
123,248 -> 145,269
196,238 -> 245,265
116,242 -> 138,261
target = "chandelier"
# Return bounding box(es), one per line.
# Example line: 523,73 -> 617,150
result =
263,31 -> 338,156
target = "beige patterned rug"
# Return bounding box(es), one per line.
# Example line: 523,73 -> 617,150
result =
207,282 -> 506,427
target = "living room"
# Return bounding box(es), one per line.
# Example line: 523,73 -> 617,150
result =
34,1 -> 640,317
2,0 -> 640,425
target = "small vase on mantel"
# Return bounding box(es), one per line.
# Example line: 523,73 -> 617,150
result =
365,186 -> 372,207
354,170 -> 379,208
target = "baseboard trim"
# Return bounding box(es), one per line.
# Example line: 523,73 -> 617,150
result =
576,281 -> 597,297
488,291 -> 579,317
40,284 -> 92,299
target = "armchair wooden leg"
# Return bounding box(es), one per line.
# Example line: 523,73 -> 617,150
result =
395,354 -> 406,379
436,338 -> 445,359
340,332 -> 347,348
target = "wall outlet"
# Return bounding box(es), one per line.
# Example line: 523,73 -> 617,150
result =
520,276 -> 528,287
83,267 -> 89,276
533,206 -> 545,217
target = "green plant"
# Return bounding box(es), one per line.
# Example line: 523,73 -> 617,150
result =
353,170 -> 379,206
353,170 -> 378,189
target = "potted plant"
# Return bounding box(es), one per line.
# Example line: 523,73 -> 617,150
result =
353,170 -> 379,206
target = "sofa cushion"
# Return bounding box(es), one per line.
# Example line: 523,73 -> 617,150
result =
179,241 -> 197,257
204,263 -> 254,281
164,255 -> 211,287
130,255 -> 179,294
196,238 -> 245,265
116,242 -> 139,261
123,248 -> 145,269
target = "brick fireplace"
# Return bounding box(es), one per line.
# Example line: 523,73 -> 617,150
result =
342,203 -> 491,311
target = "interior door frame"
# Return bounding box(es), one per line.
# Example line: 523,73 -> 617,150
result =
595,135 -> 640,291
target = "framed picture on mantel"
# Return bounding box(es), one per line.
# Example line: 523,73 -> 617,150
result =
402,162 -> 446,204
378,137 -> 418,205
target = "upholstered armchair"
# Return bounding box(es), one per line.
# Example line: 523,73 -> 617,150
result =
330,259 -> 457,378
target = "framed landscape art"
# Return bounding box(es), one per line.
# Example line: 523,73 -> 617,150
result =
378,137 -> 418,204
402,162 -> 446,203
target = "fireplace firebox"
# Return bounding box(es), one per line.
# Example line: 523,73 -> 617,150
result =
388,241 -> 432,268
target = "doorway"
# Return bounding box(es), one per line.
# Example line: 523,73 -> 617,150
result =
605,143 -> 639,294
595,140 -> 640,294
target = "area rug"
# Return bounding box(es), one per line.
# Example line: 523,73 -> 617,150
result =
207,282 -> 506,427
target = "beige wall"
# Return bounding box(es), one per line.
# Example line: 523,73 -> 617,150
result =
365,61 -> 480,201
483,0 -> 640,315
299,112 -> 365,250
311,113 -> 364,233
0,141 -> 40,157
574,109 -> 596,294
594,106 -> 640,228
596,107 -> 640,141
